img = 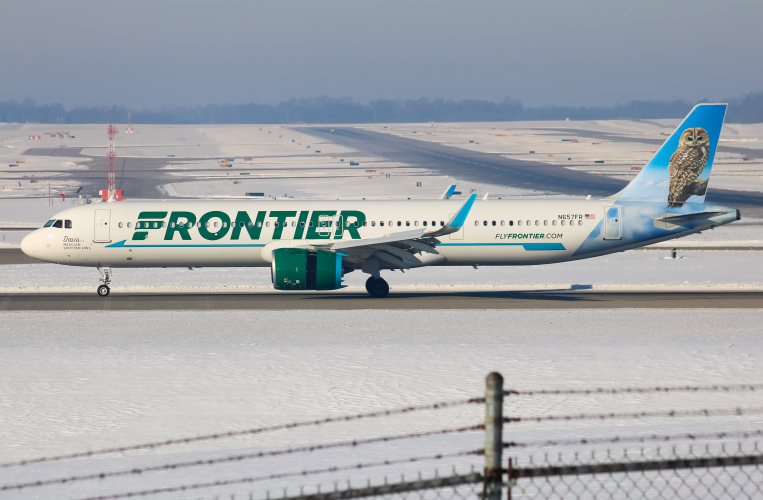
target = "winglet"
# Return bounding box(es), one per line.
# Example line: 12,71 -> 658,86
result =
428,193 -> 477,237
439,184 -> 457,200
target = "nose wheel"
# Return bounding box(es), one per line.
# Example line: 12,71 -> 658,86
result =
97,266 -> 112,298
365,276 -> 389,298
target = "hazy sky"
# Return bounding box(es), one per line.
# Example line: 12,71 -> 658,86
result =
3,0 -> 762,108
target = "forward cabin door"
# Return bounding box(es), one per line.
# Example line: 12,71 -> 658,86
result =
448,212 -> 464,240
604,206 -> 622,240
94,209 -> 111,242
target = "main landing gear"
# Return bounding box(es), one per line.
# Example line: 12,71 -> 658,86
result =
365,276 -> 389,298
97,266 -> 112,297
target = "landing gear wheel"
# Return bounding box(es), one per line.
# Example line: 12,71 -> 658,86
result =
97,284 -> 110,297
365,277 -> 389,298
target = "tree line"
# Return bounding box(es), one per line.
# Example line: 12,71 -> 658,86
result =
1,91 -> 762,124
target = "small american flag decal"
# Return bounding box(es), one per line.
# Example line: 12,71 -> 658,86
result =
585,214 -> 596,219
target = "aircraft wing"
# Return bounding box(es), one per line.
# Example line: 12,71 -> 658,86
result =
322,194 -> 477,269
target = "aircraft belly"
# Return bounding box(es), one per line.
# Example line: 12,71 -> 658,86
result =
106,246 -> 267,267
437,244 -> 573,265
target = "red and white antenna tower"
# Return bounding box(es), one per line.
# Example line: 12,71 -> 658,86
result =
106,122 -> 118,201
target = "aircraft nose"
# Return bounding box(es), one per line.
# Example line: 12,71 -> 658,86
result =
20,231 -> 37,257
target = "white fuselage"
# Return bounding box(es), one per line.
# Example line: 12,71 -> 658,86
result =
20,198 -> 735,270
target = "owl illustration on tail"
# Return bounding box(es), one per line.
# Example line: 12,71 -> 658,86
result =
667,127 -> 710,207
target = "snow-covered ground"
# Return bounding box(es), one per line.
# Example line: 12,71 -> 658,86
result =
1,309 -> 762,499
1,121 -> 762,499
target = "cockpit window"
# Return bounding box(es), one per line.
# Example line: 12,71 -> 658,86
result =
52,220 -> 63,228
44,220 -> 56,228
64,220 -> 72,229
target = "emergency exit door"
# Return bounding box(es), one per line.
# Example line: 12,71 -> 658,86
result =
94,209 -> 111,242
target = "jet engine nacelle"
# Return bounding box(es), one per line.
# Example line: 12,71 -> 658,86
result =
271,248 -> 343,291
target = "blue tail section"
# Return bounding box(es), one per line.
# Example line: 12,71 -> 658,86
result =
615,103 -> 727,207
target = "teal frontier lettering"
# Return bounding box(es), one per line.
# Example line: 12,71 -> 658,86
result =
133,210 -> 367,242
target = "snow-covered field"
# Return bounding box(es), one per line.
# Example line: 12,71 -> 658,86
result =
1,309 -> 762,499
1,121 -> 762,499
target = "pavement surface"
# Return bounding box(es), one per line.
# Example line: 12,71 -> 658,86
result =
297,127 -> 763,216
0,248 -> 42,264
1,291 -> 761,310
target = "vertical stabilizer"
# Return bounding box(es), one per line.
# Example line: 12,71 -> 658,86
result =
615,103 -> 726,206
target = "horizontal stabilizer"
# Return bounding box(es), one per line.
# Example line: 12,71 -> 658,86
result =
654,210 -> 731,230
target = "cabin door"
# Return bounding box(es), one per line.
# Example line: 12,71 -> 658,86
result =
94,209 -> 111,243
604,206 -> 622,240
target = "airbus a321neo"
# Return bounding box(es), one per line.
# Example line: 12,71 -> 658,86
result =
21,104 -> 740,298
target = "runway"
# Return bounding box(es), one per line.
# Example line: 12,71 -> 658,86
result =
1,290 -> 761,311
297,127 -> 763,215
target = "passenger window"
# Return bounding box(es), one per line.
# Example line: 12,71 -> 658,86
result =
423,221 -> 427,226
363,221 -> 367,227
118,222 -> 123,228
475,221 -> 479,227
483,221 -> 488,226
492,221 -> 496,226
578,220 -> 583,226
65,220 -> 72,229
517,220 -> 522,226
535,220 -> 539,226
52,220 -> 63,228
197,222 -> 201,228
500,221 -> 505,226
300,221 -> 305,227
380,221 -> 384,227
127,222 -> 132,228
308,221 -> 313,227
44,220 -> 55,228
509,221 -> 514,226
371,221 -> 376,227
354,221 -> 359,227
414,221 -> 419,227
274,221 -> 279,227
214,222 -> 219,228
397,221 -> 401,227
266,222 -> 271,227
433,221 -> 437,227
527,220 -> 531,226
544,220 -> 548,226
561,220 -> 565,226
440,221 -> 444,226
552,220 -> 557,226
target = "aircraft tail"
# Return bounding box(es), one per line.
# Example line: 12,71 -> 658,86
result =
614,103 -> 727,207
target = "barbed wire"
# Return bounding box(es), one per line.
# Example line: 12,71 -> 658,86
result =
505,384 -> 763,397
0,397 -> 482,470
0,425 -> 482,492
504,429 -> 763,450
504,407 -> 763,424
73,449 -> 483,500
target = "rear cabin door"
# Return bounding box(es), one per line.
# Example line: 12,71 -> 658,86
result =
604,206 -> 622,240
94,209 -> 111,242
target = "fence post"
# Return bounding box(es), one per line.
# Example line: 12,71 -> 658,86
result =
484,372 -> 503,500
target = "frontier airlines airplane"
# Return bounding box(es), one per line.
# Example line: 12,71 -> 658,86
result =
21,104 -> 739,298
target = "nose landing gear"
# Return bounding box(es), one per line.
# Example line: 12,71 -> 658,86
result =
365,276 -> 389,298
97,266 -> 112,297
